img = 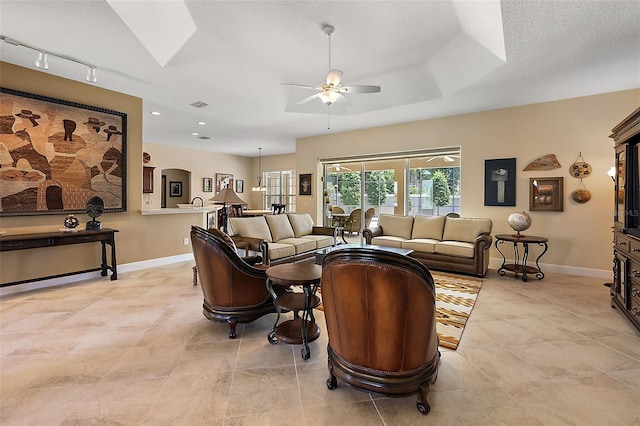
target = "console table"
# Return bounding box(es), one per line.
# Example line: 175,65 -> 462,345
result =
0,228 -> 118,286
495,234 -> 548,282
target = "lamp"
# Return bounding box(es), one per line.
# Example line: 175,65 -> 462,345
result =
34,50 -> 48,69
86,66 -> 97,83
251,147 -> 267,192
319,89 -> 340,105
0,35 -> 98,83
607,166 -> 616,182
209,188 -> 246,234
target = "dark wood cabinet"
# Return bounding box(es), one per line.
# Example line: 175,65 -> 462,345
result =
143,166 -> 155,193
609,107 -> 640,333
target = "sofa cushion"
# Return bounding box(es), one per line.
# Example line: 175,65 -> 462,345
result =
300,234 -> 334,249
277,238 -> 317,254
377,213 -> 414,240
267,242 -> 296,260
370,235 -> 406,248
402,239 -> 438,253
287,213 -> 314,237
411,215 -> 445,240
229,217 -> 272,242
266,214 -> 295,241
442,217 -> 492,243
435,241 -> 475,258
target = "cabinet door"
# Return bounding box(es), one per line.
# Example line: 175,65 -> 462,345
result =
143,167 -> 155,193
613,251 -> 629,309
614,145 -> 626,229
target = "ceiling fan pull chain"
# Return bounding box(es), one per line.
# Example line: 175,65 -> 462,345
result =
327,104 -> 331,130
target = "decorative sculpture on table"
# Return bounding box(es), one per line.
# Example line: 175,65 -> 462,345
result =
63,214 -> 80,230
85,196 -> 104,230
507,212 -> 531,236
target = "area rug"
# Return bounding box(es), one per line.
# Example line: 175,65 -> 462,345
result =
315,272 -> 482,350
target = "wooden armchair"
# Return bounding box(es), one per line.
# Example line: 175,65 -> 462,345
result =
190,225 -> 283,338
343,208 -> 362,236
321,247 -> 440,414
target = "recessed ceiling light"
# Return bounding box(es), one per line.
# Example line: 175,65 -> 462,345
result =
197,121 -> 206,125
150,111 -> 161,115
191,132 -> 199,136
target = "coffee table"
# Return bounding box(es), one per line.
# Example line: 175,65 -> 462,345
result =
315,243 -> 414,264
265,263 -> 322,360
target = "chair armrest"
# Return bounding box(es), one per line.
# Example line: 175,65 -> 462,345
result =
363,226 -> 382,244
231,236 -> 265,252
474,233 -> 493,251
312,226 -> 338,246
241,255 -> 263,266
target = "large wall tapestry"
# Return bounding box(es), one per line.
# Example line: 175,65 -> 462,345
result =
0,88 -> 127,216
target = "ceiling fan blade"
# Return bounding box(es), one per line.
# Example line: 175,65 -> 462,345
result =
339,85 -> 381,93
297,93 -> 321,105
282,83 -> 317,90
326,69 -> 343,86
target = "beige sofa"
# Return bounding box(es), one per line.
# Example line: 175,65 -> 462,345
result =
363,213 -> 492,277
229,213 -> 337,265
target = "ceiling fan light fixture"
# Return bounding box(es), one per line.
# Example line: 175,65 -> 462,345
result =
319,90 -> 339,105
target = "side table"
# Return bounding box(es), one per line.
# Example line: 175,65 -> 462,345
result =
495,234 -> 549,282
265,263 -> 322,360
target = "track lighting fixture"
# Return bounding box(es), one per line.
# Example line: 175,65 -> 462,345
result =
34,51 -> 48,69
1,35 -> 98,84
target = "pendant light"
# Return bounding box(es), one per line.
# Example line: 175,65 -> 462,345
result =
251,147 -> 267,192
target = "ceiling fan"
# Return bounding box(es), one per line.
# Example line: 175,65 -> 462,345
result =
425,154 -> 461,163
283,25 -> 381,107
328,163 -> 352,172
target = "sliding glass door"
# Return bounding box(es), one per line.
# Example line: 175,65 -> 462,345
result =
322,148 -> 461,230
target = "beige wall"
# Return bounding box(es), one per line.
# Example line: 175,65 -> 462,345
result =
296,89 -> 640,273
1,63 -> 209,284
142,142 -> 253,209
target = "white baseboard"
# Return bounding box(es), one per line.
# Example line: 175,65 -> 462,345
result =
2,253 -> 612,298
488,257 -> 612,280
0,253 -> 194,298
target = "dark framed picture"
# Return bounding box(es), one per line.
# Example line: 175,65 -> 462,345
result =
236,179 -> 244,193
0,87 -> 127,216
484,158 -> 516,206
530,177 -> 563,211
169,181 -> 182,197
216,173 -> 234,193
203,177 -> 212,192
299,173 -> 312,195
206,210 -> 217,229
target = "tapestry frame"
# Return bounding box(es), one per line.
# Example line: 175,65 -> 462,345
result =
0,87 -> 127,216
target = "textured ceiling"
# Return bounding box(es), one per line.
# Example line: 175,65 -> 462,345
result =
0,0 -> 639,157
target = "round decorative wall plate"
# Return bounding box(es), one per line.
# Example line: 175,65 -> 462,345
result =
143,152 -> 151,164
569,161 -> 592,178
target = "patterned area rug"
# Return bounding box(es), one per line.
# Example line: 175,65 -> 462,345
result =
433,272 -> 483,350
315,272 -> 482,350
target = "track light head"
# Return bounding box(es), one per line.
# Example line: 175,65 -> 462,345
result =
34,51 -> 48,70
86,66 -> 97,83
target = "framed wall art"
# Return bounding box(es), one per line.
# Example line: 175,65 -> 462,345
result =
203,177 -> 212,192
299,173 -> 312,196
235,179 -> 244,193
169,181 -> 182,197
484,158 -> 516,206
529,177 -> 564,211
215,173 -> 234,193
0,87 -> 127,216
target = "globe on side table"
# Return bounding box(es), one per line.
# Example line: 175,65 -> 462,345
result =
507,212 -> 531,237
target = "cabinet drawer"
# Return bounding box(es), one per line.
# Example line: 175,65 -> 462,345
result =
630,298 -> 640,323
615,234 -> 630,253
630,239 -> 640,257
0,237 -> 51,251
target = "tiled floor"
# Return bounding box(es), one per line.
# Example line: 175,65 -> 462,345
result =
1,260 -> 640,425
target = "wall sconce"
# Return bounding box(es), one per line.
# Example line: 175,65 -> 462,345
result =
1,35 -> 98,84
